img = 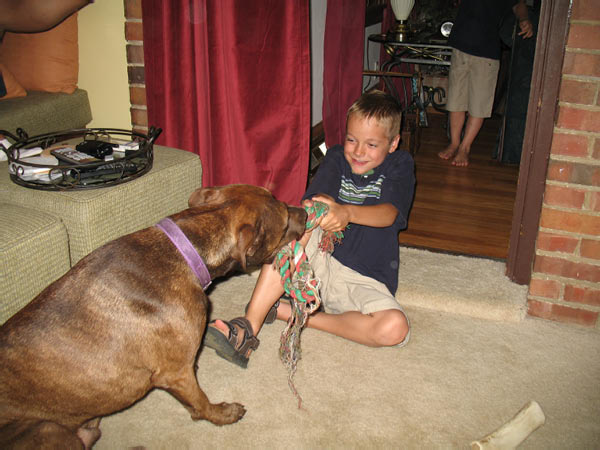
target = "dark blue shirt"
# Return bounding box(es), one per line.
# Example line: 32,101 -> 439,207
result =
448,0 -> 517,60
303,146 -> 415,294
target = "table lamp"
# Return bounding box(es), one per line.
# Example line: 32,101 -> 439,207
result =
390,0 -> 415,42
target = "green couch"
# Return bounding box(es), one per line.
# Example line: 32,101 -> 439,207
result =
0,146 -> 203,324
0,91 -> 203,324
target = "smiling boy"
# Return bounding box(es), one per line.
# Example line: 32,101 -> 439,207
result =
205,90 -> 416,368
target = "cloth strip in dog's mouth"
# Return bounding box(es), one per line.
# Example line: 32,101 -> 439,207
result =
155,218 -> 212,290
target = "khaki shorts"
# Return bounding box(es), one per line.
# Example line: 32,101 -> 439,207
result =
305,228 -> 410,347
446,48 -> 500,118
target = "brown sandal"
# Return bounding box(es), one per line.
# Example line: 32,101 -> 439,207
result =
204,317 -> 259,369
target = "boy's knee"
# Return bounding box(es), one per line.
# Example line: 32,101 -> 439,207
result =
375,310 -> 409,347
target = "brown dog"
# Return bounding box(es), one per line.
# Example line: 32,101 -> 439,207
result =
0,184 -> 307,449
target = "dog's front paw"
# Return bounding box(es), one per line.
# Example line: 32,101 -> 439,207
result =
215,401 -> 247,425
197,401 -> 246,425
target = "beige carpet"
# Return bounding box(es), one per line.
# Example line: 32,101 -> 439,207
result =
396,247 -> 528,323
95,248 -> 600,449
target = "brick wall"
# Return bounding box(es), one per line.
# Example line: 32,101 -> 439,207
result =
124,0 -> 147,132
526,0 -> 600,328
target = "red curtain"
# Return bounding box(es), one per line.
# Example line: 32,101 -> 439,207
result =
142,1 -> 310,205
322,0 -> 366,149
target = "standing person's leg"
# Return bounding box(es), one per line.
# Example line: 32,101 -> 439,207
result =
451,115 -> 484,166
439,49 -> 469,160
451,53 -> 500,166
439,111 -> 466,160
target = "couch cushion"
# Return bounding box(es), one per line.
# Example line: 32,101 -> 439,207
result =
0,145 -> 203,264
0,203 -> 70,324
0,89 -> 92,138
0,14 -> 78,94
0,63 -> 26,100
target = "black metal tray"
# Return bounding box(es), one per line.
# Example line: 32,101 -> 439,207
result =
0,126 -> 162,190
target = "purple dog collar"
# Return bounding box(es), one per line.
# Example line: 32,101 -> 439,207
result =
155,217 -> 212,290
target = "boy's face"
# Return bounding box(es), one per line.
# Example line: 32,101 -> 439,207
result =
343,113 -> 400,175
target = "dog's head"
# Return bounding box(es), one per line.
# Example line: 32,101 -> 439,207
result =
188,184 -> 307,271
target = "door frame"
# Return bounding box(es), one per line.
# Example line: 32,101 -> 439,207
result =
506,0 -> 571,284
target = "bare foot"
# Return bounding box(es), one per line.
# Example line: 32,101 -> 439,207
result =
451,148 -> 470,166
438,145 -> 458,160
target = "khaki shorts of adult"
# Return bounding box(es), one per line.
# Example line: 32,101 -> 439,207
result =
446,48 -> 500,118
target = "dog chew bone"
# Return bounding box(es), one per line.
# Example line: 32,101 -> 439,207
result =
471,400 -> 545,449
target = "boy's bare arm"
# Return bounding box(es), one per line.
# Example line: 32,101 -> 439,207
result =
306,194 -> 398,232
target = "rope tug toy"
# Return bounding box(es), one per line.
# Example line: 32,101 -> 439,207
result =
273,200 -> 344,408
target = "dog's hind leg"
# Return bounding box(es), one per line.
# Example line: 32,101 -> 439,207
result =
161,367 -> 246,426
1,420 -> 86,449
77,418 -> 102,449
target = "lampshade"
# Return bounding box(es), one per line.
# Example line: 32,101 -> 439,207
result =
390,0 -> 415,21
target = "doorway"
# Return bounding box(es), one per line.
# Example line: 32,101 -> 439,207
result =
399,114 -> 519,260
398,0 -> 569,285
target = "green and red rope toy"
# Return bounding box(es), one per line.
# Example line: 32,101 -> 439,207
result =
273,200 -> 344,408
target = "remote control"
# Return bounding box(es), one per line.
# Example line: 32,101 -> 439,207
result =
51,147 -> 100,165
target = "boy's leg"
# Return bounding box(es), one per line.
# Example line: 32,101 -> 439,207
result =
208,263 -> 283,359
208,230 -> 314,357
284,232 -> 410,348
276,302 -> 409,347
245,263 -> 286,336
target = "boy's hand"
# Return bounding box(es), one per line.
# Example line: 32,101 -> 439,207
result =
309,194 -> 349,233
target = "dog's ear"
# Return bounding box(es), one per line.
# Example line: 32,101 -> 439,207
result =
232,224 -> 254,271
188,187 -> 224,207
232,223 -> 266,271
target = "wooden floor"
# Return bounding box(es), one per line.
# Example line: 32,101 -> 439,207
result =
398,113 -> 520,260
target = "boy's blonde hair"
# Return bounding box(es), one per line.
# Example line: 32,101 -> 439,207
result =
346,90 -> 402,141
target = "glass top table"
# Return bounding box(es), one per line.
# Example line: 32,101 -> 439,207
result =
368,33 -> 452,67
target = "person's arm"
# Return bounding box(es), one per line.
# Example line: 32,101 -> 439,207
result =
513,0 -> 533,39
0,0 -> 91,39
303,147 -> 343,204
305,194 -> 398,232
